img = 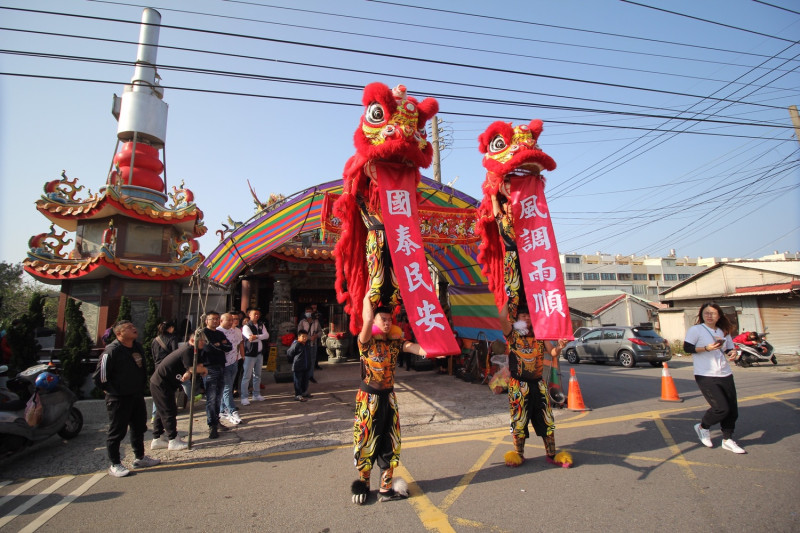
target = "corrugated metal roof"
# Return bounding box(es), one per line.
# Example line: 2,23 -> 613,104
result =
728,261 -> 800,276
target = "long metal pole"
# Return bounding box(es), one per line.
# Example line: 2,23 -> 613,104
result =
431,116 -> 441,183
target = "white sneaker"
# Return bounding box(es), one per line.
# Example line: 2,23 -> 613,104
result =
150,436 -> 169,450
132,455 -> 161,468
241,398 -> 250,406
253,395 -> 266,402
694,423 -> 713,448
721,439 -> 746,454
108,463 -> 130,477
168,436 -> 188,451
229,411 -> 242,424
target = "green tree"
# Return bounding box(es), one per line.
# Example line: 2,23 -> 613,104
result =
117,295 -> 132,322
142,297 -> 160,377
4,292 -> 46,372
60,298 -> 93,396
0,261 -> 58,331
27,293 -> 46,331
1,262 -> 27,328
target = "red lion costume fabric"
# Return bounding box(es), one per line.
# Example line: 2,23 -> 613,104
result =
475,120 -> 557,316
333,83 -> 439,335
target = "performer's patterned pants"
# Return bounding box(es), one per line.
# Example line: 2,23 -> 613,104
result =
366,229 -> 401,308
504,250 -> 522,320
508,377 -> 556,456
353,389 -> 401,491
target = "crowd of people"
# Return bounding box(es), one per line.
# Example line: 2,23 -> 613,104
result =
96,303 -> 335,477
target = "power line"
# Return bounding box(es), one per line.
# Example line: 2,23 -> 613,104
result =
87,0 -> 800,79
367,0 -> 800,47
620,0 -> 798,43
546,42 -> 800,198
1,6 -> 791,111
3,70 -> 790,142
753,0 -> 800,16
4,25 -> 795,126
0,48 -> 782,126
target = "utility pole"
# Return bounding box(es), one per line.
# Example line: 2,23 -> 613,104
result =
431,116 -> 441,183
790,106 -> 800,147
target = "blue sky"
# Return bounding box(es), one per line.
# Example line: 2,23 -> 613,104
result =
1,0 -> 798,269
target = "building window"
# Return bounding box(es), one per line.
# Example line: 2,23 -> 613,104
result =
648,274 -> 660,281
566,273 -> 581,280
617,273 -> 632,281
664,273 -> 677,281
125,224 -> 165,256
583,273 -> 600,280
633,273 -> 647,280
648,286 -> 659,295
678,273 -> 692,280
632,285 -> 647,295
565,256 -> 581,264
601,273 -> 617,280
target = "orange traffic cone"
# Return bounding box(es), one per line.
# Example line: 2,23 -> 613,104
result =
567,368 -> 591,411
659,362 -> 683,402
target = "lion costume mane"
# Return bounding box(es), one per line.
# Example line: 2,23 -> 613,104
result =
475,119 -> 557,314
333,82 -> 439,335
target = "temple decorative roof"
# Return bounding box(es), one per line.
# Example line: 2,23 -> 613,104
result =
201,176 -> 487,287
35,173 -> 206,237
24,252 -> 201,284
25,173 -> 205,284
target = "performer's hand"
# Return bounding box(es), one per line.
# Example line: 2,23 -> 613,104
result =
556,338 -> 568,350
364,161 -> 378,182
499,179 -> 511,198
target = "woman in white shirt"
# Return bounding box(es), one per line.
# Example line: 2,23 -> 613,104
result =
683,303 -> 746,454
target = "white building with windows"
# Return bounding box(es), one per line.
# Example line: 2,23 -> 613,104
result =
559,251 -> 799,302
560,252 -> 707,301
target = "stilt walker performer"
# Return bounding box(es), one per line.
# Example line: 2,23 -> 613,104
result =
474,119 -> 574,467
351,292 -> 427,504
500,304 -> 570,467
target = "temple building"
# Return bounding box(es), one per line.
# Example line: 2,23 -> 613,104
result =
23,9 -> 205,345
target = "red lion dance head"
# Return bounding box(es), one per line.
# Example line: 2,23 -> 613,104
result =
475,119 -> 556,312
333,82 -> 439,334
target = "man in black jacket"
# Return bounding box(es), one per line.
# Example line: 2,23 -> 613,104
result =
150,329 -> 208,452
96,320 -> 161,477
200,312 -> 232,439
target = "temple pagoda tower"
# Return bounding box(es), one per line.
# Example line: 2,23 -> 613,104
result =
24,8 -> 206,345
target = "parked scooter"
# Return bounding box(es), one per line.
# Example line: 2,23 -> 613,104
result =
733,332 -> 777,367
0,363 -> 83,458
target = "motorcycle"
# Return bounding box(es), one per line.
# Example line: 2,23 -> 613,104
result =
0,363 -> 84,458
734,332 -> 777,367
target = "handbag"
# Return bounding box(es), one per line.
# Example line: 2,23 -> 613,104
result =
25,391 -> 43,427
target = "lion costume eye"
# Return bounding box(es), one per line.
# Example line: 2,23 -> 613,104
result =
365,103 -> 385,125
488,135 -> 507,153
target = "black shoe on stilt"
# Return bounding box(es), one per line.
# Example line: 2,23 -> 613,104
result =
351,480 -> 369,505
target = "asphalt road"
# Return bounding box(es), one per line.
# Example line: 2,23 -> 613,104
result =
1,354 -> 798,532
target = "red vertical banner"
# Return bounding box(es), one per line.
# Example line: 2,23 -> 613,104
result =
377,165 -> 461,356
508,176 -> 573,341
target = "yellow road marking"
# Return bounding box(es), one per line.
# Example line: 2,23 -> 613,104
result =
439,432 -> 506,512
395,464 -> 455,533
652,415 -> 700,491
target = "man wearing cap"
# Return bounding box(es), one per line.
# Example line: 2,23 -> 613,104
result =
150,330 -> 208,452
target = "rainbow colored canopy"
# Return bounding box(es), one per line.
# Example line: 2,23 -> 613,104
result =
448,284 -> 505,342
200,177 -> 486,287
